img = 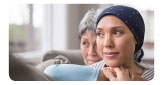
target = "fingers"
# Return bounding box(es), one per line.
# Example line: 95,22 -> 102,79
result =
113,66 -> 132,81
129,71 -> 135,80
103,67 -> 116,81
113,66 -> 129,77
113,67 -> 122,76
103,66 -> 130,81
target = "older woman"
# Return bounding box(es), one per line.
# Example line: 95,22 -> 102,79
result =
90,5 -> 154,80
44,9 -> 104,81
79,9 -> 102,66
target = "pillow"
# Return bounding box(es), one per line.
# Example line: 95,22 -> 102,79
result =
42,50 -> 85,65
54,55 -> 71,64
36,55 -> 71,72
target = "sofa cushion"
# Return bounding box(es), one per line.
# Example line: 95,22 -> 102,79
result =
42,50 -> 85,65
36,55 -> 71,72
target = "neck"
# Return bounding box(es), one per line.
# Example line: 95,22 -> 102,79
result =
124,61 -> 144,75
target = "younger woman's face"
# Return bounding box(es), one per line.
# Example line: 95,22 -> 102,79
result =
96,15 -> 137,67
81,30 -> 102,66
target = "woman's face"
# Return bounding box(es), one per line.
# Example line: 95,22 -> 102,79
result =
81,30 -> 102,66
96,15 -> 137,67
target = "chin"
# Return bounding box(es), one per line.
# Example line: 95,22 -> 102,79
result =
105,60 -> 121,67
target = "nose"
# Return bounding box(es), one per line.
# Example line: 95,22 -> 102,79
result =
88,44 -> 97,56
104,34 -> 114,48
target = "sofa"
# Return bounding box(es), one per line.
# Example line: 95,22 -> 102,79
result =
10,49 -> 154,80
36,50 -> 85,72
10,49 -> 85,81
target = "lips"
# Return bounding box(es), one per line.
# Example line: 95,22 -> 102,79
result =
104,52 -> 119,59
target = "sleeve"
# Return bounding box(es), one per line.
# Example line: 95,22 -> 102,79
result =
44,64 -> 99,81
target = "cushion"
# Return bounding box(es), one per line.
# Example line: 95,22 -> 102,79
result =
36,55 -> 71,72
42,50 -> 84,65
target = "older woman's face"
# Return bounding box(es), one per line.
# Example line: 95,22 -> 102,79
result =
96,15 -> 137,67
81,30 -> 102,66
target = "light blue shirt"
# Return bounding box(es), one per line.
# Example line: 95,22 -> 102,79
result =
44,64 -> 99,81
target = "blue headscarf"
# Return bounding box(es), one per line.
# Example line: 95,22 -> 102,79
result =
96,5 -> 145,62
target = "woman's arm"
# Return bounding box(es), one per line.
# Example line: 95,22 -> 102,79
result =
44,64 -> 147,81
44,64 -> 100,81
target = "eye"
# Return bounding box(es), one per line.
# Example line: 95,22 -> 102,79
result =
115,31 -> 121,34
81,41 -> 89,47
113,31 -> 123,36
96,32 -> 104,37
83,42 -> 88,45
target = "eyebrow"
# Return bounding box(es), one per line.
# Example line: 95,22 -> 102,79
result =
97,26 -> 125,30
111,26 -> 125,29
96,28 -> 103,31
81,38 -> 88,40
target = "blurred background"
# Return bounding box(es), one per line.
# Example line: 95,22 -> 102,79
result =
9,4 -> 154,65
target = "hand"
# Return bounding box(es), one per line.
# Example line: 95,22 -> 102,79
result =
103,66 -> 131,81
103,66 -> 148,81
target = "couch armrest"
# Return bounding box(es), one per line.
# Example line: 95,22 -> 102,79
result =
42,50 -> 85,65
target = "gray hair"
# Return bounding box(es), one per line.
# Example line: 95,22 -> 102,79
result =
78,9 -> 102,39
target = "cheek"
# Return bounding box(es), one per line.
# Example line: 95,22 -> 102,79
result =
81,47 -> 88,62
96,38 -> 104,55
115,37 -> 136,57
96,49 -> 102,59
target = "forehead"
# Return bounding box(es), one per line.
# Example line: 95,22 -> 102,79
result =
81,30 -> 96,40
82,29 -> 96,36
97,15 -> 127,28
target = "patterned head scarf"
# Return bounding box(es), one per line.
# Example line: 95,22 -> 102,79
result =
96,5 -> 145,62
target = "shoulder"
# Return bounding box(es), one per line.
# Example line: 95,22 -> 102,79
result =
141,68 -> 154,80
135,61 -> 154,80
89,60 -> 105,69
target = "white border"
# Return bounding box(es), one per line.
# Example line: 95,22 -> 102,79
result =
1,0 -> 164,85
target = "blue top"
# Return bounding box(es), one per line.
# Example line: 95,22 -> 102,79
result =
44,64 -> 99,81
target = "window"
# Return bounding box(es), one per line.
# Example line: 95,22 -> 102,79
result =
9,4 -> 68,58
9,4 -> 154,60
9,4 -> 46,55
